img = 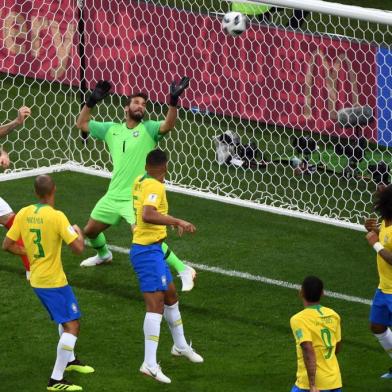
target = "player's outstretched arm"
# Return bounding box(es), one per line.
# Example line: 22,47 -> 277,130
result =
0,149 -> 10,169
300,341 -> 320,392
67,224 -> 85,254
2,236 -> 26,256
76,80 -> 112,133
0,106 -> 31,138
160,76 -> 190,134
175,218 -> 196,237
142,205 -> 196,236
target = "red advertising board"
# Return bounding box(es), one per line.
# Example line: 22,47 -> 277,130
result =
0,0 -> 79,85
84,1 -> 377,140
0,0 -> 378,140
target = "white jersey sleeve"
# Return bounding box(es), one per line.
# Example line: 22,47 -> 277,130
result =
0,197 -> 13,217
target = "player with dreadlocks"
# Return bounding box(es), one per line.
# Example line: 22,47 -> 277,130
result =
365,184 -> 392,379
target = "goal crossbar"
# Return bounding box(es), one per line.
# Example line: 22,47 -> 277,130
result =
226,0 -> 392,25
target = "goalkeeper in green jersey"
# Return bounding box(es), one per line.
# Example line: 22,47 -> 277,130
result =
75,78 -> 196,291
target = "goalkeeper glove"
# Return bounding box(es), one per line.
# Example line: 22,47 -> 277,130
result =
169,76 -> 190,107
86,80 -> 112,108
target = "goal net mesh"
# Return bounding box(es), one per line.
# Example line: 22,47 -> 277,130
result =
0,0 -> 391,225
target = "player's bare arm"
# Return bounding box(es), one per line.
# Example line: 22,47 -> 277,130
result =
67,224 -> 85,254
0,106 -> 31,138
159,77 -> 190,134
76,105 -> 92,133
159,106 -> 177,134
142,205 -> 196,236
175,219 -> 196,237
366,231 -> 392,265
76,81 -> 111,133
0,149 -> 10,169
2,236 -> 26,256
300,341 -> 320,392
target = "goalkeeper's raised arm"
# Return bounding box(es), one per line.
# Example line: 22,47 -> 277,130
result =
159,76 -> 189,134
76,80 -> 112,133
76,77 -> 189,134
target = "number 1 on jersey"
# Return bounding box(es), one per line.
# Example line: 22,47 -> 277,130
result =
30,228 -> 45,258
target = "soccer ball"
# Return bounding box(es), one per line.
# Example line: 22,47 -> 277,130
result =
222,12 -> 248,37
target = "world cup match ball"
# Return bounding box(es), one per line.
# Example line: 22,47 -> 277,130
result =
222,12 -> 249,37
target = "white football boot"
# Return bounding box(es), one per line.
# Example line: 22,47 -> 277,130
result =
179,265 -> 196,292
80,250 -> 113,267
171,343 -> 204,363
139,362 -> 171,384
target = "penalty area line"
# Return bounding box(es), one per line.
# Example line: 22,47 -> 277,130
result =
107,244 -> 372,307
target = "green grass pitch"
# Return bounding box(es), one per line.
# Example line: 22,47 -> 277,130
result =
0,172 -> 391,392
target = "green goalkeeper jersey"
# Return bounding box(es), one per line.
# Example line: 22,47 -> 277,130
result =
89,120 -> 163,200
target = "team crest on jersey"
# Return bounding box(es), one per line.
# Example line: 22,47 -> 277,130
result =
295,328 -> 303,339
133,131 -> 139,137
161,275 -> 167,286
71,303 -> 78,313
384,235 -> 389,245
148,193 -> 158,203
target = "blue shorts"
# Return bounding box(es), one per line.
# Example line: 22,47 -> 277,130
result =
33,285 -> 81,324
370,289 -> 392,325
291,386 -> 342,392
130,243 -> 173,292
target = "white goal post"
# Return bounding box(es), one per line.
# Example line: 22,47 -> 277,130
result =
0,0 -> 391,232
231,0 -> 392,25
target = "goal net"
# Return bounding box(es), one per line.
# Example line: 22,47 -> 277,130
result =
0,0 -> 391,230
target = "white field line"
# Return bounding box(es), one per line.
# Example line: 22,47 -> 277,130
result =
107,244 -> 372,306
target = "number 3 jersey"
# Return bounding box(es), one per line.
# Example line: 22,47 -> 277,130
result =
290,305 -> 342,390
6,204 -> 78,288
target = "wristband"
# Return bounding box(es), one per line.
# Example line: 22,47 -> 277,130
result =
373,242 -> 384,253
169,96 -> 179,107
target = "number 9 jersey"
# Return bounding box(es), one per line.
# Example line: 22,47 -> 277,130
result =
6,204 -> 78,288
290,305 -> 342,390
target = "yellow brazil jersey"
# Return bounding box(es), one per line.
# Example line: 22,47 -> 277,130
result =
290,305 -> 342,390
377,220 -> 392,294
6,204 -> 78,289
132,174 -> 168,245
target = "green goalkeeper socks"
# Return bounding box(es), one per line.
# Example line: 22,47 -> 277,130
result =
89,232 -> 110,258
162,242 -> 186,273
89,237 -> 180,266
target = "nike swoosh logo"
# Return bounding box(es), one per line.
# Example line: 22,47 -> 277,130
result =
146,368 -> 157,377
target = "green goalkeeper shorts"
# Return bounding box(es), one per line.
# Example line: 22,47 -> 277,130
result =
90,194 -> 135,226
